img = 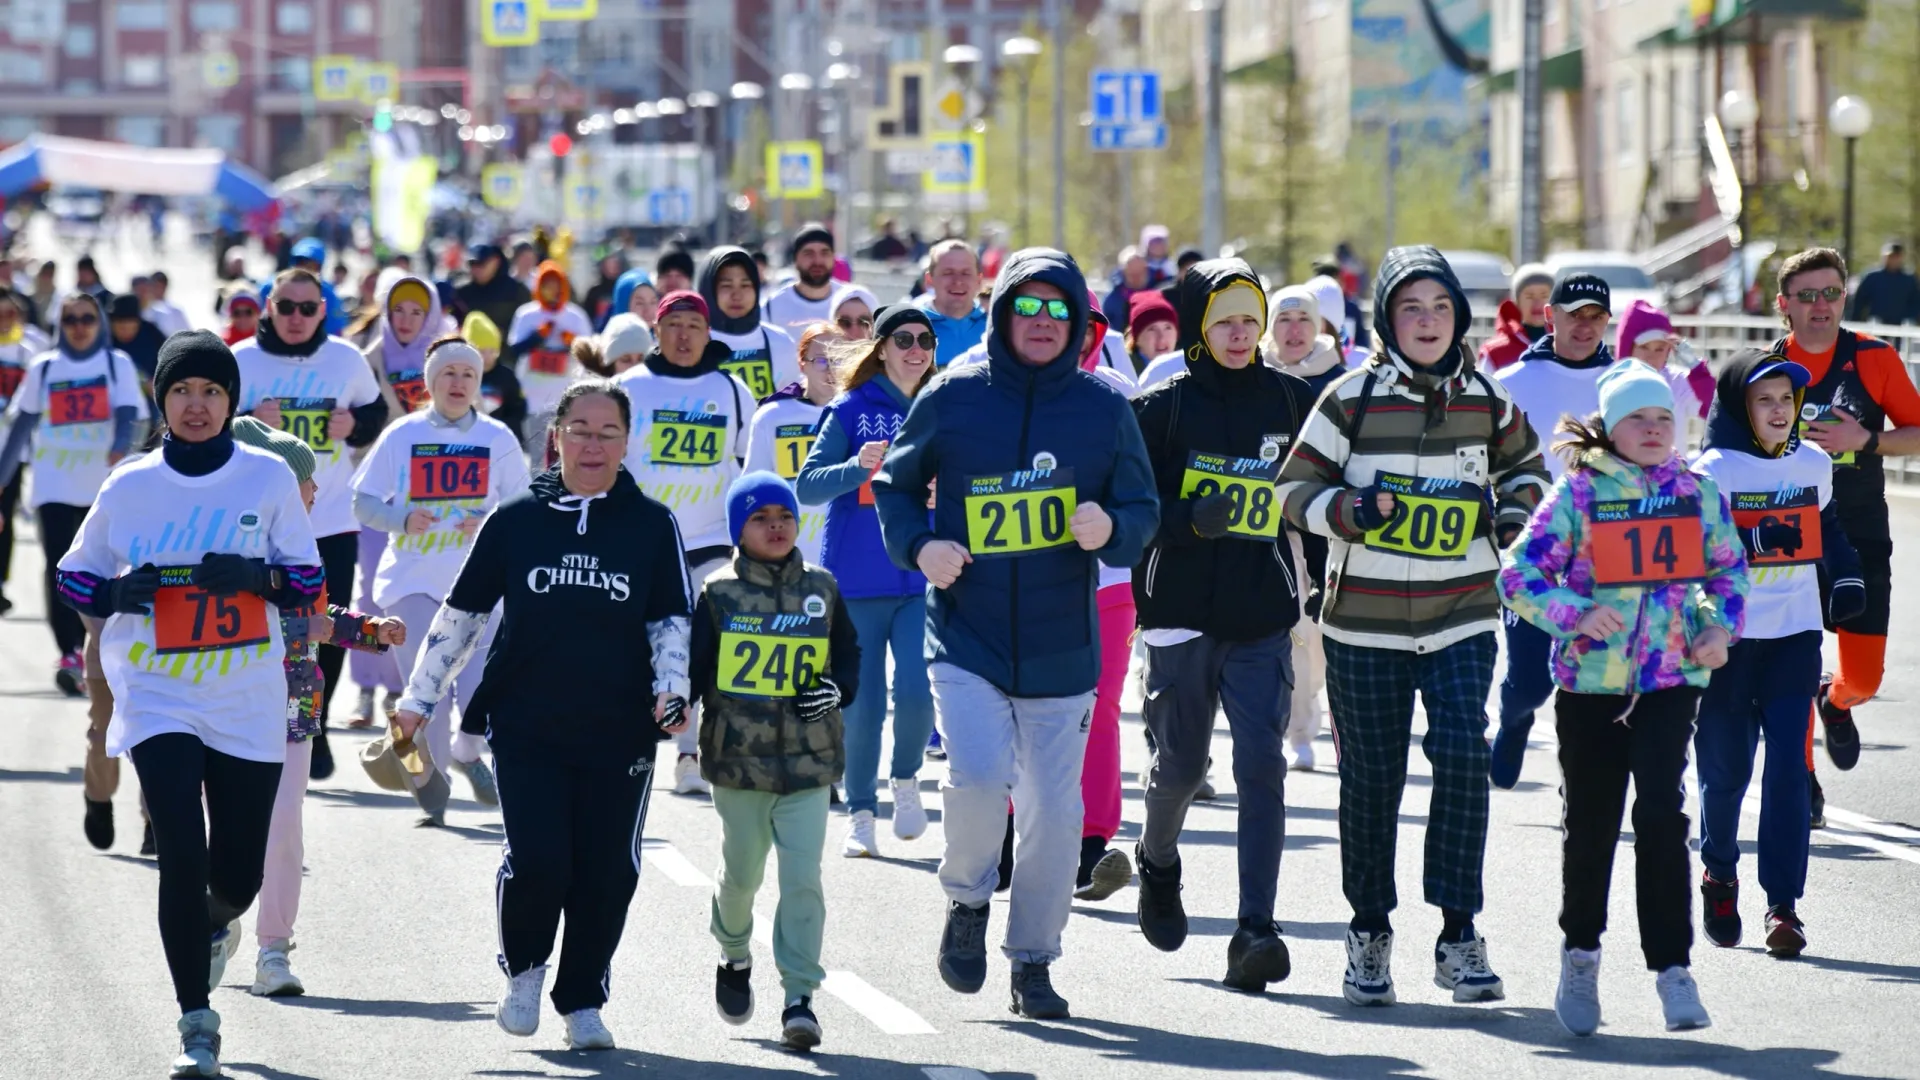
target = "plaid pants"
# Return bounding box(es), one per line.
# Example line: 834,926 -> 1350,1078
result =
1324,632 -> 1496,920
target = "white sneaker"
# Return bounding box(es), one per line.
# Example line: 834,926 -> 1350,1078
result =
1555,946 -> 1602,1036
1342,930 -> 1395,1005
562,1007 -> 616,1050
496,964 -> 548,1037
455,757 -> 500,806
1433,928 -> 1505,1002
208,919 -> 241,992
170,1008 -> 221,1078
251,940 -> 305,997
1656,966 -> 1711,1031
841,809 -> 880,858
891,779 -> 927,840
673,754 -> 711,795
1291,741 -> 1316,772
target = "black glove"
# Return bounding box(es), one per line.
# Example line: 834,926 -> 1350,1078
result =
191,553 -> 271,598
655,694 -> 687,735
105,564 -> 162,616
1829,577 -> 1868,625
796,676 -> 842,723
1749,520 -> 1802,557
1352,487 -> 1391,531
1303,583 -> 1324,621
1189,492 -> 1236,539
1495,524 -> 1521,549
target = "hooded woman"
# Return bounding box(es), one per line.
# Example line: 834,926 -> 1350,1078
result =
505,261 -> 594,449
1477,263 -> 1554,371
361,274 -> 446,417
1263,285 -> 1346,402
220,284 -> 263,346
606,268 -> 659,332
696,246 -> 800,403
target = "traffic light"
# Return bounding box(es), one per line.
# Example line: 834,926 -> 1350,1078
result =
549,133 -> 573,158
373,99 -> 393,134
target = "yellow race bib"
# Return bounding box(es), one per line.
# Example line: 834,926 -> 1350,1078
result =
716,612 -> 829,698
1363,472 -> 1483,559
1799,404 -> 1856,466
1179,452 -> 1282,540
648,409 -> 726,467
773,423 -> 817,480
721,357 -> 775,400
277,397 -> 337,453
964,468 -> 1077,558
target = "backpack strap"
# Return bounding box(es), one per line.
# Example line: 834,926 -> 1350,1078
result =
1344,372 -> 1380,445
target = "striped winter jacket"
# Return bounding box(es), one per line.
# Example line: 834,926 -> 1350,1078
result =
1277,348 -> 1550,653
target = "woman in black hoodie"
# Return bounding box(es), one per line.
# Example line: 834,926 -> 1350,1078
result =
696,247 -> 800,401
1128,259 -> 1317,993
394,379 -> 694,1052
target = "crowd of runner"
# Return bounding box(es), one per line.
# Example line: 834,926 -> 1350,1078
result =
0,223 -> 1909,1076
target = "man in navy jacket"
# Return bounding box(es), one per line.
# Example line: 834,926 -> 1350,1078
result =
873,248 -> 1159,1019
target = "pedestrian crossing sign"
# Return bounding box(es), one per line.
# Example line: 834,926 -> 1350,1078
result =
314,56 -> 358,102
357,63 -> 399,106
481,164 -> 523,210
535,0 -> 597,18
203,51 -> 239,90
922,133 -> 984,195
764,141 -> 824,200
481,0 -> 540,47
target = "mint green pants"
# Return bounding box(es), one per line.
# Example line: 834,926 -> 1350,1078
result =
710,784 -> 831,999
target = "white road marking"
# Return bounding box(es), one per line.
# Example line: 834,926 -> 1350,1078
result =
922,1069 -> 992,1080
641,843 -> 714,888
824,971 -> 938,1035
1737,791 -> 1920,866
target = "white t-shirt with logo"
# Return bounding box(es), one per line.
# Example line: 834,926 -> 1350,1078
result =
351,410 -> 532,608
12,347 -> 149,508
614,365 -> 753,552
233,335 -> 383,538
1690,441 -> 1832,641
58,443 -> 321,763
711,324 -> 800,402
744,395 -> 827,564
761,284 -> 838,341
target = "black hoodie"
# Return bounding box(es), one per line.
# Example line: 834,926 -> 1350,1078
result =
696,247 -> 763,337
1131,260 -> 1316,640
447,466 -> 693,765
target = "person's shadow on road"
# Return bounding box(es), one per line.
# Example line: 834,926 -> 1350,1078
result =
982,1015 -> 1425,1079
469,1046 -> 1040,1079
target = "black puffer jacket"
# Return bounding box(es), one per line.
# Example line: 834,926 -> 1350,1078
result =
1131,260 -> 1315,640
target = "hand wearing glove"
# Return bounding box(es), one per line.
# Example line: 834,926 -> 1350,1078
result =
1749,520 -> 1802,557
796,676 -> 843,723
1303,583 -> 1324,621
654,694 -> 688,735
106,564 -> 163,616
1352,487 -> 1393,531
191,553 -> 273,598
1829,577 -> 1868,625
1189,492 -> 1236,539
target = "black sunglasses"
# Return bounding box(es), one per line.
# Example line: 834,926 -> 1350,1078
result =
889,330 -> 937,352
275,299 -> 321,317
61,313 -> 98,327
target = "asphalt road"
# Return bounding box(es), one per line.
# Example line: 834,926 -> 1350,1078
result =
1,226 -> 1918,1079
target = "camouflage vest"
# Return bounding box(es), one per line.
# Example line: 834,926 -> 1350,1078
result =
698,553 -> 844,794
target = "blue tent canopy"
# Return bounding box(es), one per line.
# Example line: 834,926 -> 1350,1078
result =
0,134 -> 278,211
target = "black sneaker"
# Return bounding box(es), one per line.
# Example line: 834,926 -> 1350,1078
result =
140,820 -> 156,857
1764,905 -> 1807,959
714,958 -> 753,1025
1134,843 -> 1188,952
83,797 -> 114,851
1009,960 -> 1070,1019
309,730 -> 335,780
780,996 -> 821,1050
1701,874 -> 1741,948
1193,758 -> 1217,801
1817,676 -> 1861,771
1223,918 -> 1291,992
1073,839 -> 1132,902
1809,771 -> 1826,829
938,900 -> 991,994
994,811 -> 1014,893
0,591 -> 12,615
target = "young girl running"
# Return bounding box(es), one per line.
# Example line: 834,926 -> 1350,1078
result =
1498,360 -> 1748,1037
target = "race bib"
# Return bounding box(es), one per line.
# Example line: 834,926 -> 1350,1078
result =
1728,488 -> 1822,567
1179,452 -> 1281,540
0,363 -> 28,406
150,566 -> 271,655
1363,472 -> 1483,560
527,348 -> 569,376
390,370 -> 428,412
408,443 -> 490,502
964,468 -> 1076,558
716,612 -> 829,698
276,397 -> 337,453
1588,496 -> 1707,586
47,377 -> 108,427
773,423 -> 817,481
649,409 -> 727,466
721,355 -> 775,399
1799,403 -> 1855,466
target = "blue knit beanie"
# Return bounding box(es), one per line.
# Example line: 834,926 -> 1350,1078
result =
727,471 -> 800,546
1598,359 -> 1675,434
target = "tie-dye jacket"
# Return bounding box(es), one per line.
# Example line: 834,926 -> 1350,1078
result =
282,603 -> 388,742
1497,448 -> 1747,694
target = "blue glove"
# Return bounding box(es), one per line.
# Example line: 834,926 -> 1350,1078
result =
1352,487 -> 1391,531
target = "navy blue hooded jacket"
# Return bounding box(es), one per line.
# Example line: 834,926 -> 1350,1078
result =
873,248 -> 1160,697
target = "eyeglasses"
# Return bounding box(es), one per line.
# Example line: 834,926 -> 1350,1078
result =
837,315 -> 873,332
275,299 -> 321,317
1791,286 -> 1846,304
60,313 -> 98,327
1011,295 -> 1072,321
889,330 -> 937,352
560,426 -> 627,446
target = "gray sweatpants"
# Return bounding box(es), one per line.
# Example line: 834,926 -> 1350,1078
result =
1140,632 -> 1292,923
930,662 -> 1093,965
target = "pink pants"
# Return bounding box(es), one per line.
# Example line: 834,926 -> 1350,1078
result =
1082,583 -> 1134,843
254,738 -> 313,945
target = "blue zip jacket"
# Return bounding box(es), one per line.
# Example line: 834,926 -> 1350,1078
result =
874,248 -> 1160,697
914,295 -> 989,368
797,375 -> 926,600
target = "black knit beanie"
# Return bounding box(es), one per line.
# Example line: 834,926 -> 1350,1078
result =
153,329 -> 241,407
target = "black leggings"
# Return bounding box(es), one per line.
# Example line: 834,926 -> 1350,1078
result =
314,531 -> 358,724
0,465 -> 21,591
130,732 -> 282,1014
37,502 -> 87,656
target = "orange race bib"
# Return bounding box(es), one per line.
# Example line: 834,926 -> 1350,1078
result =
1588,497 -> 1706,587
528,348 -> 569,376
0,363 -> 25,403
48,376 -> 108,426
1728,488 -> 1822,567
408,443 -> 490,501
151,567 -> 270,655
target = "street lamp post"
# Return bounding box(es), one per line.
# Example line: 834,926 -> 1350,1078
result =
943,45 -> 983,235
1719,90 -> 1759,309
1001,36 -> 1043,249
1830,95 -> 1874,271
